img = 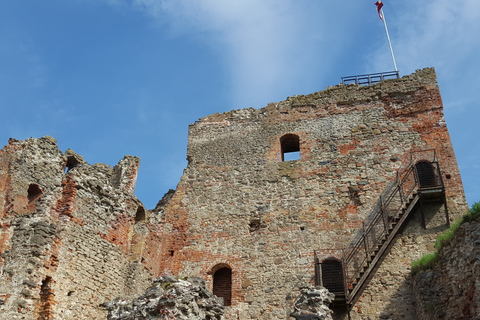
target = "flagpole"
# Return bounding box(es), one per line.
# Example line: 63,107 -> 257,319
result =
380,8 -> 398,72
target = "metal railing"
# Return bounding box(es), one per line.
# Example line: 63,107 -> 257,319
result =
314,151 -> 445,308
343,165 -> 415,290
342,159 -> 444,306
341,71 -> 400,85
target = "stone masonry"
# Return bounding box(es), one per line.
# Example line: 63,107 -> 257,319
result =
148,68 -> 467,319
413,217 -> 480,319
0,137 -> 152,319
0,68 -> 469,319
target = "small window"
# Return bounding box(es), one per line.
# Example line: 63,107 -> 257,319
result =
135,207 -> 146,223
213,266 -> 232,306
65,155 -> 81,173
27,184 -> 43,203
280,134 -> 300,161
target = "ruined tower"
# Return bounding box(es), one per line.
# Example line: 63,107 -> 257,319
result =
148,68 -> 467,319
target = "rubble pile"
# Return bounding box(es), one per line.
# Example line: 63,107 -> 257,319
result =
105,277 -> 225,320
290,286 -> 334,320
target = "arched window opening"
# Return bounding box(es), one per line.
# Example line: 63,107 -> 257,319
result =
27,184 -> 43,203
213,266 -> 232,306
135,207 -> 146,223
280,134 -> 300,161
320,258 -> 345,296
65,155 -> 81,173
415,161 -> 438,188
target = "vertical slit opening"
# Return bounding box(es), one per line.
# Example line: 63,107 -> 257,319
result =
38,276 -> 54,320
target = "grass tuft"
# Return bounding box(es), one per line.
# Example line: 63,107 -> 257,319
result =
411,252 -> 439,276
434,217 -> 463,249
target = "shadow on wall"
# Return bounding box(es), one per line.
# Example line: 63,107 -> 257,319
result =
348,201 -> 450,320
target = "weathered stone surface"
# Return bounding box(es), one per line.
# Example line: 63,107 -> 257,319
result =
104,277 -> 225,320
0,137 -> 153,319
290,286 -> 334,320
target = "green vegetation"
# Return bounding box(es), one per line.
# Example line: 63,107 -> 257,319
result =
466,201 -> 480,220
411,201 -> 480,276
433,217 -> 463,249
411,252 -> 439,276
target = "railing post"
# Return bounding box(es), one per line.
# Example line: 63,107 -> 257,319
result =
380,196 -> 387,231
412,163 -> 419,188
397,183 -> 403,208
342,249 -> 349,300
362,222 -> 368,260
382,194 -> 390,225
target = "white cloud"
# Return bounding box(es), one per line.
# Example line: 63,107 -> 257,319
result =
109,1 -> 364,107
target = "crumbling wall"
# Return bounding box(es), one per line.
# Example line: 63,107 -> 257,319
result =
105,276 -> 225,320
289,286 -> 334,320
152,68 -> 468,320
413,218 -> 480,319
0,137 -> 153,319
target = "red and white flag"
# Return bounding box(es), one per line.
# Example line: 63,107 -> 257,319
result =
375,1 -> 384,20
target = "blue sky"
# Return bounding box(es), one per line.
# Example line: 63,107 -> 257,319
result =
1,0 -> 479,209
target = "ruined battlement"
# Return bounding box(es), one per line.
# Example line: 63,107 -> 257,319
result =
195,68 -> 439,125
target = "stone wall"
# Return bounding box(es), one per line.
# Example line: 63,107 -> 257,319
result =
413,217 -> 480,319
149,68 -> 468,319
0,137 -> 153,319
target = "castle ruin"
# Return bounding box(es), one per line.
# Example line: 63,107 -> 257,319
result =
0,68 -> 470,319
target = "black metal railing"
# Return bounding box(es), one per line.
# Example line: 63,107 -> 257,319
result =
343,165 -> 416,291
341,71 -> 400,85
314,150 -> 445,309
342,159 -> 444,306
